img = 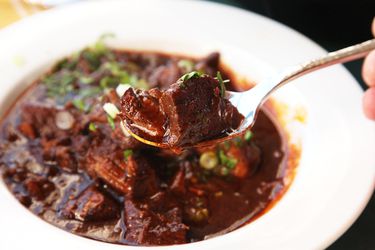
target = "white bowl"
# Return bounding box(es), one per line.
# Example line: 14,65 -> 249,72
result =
0,1 -> 374,249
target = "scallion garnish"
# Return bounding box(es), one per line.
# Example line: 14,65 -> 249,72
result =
199,151 -> 218,170
177,71 -> 205,86
103,103 -> 120,119
72,98 -> 86,112
244,130 -> 253,141
107,115 -> 115,130
79,76 -> 94,84
216,71 -> 226,98
88,122 -> 97,132
177,59 -> 195,72
123,149 -> 133,161
218,150 -> 238,169
116,83 -> 132,97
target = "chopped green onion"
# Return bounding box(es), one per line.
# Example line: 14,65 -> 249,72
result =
216,71 -> 226,98
72,98 -> 86,112
88,122 -> 97,132
218,150 -> 238,169
123,149 -> 133,161
219,166 -> 230,176
54,58 -> 77,71
134,78 -> 149,90
103,103 -> 120,119
92,33 -> 113,53
82,50 -> 101,70
177,71 -> 205,86
199,151 -> 218,170
178,59 -> 194,72
107,115 -> 115,130
79,87 -> 102,98
99,76 -> 118,89
129,74 -> 138,84
42,71 -> 76,97
244,130 -> 253,141
116,83 -> 132,97
79,76 -> 94,84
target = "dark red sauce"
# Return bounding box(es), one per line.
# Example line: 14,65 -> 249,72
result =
0,41 -> 294,246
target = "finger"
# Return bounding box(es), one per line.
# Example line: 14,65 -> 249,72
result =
363,87 -> 375,120
362,50 -> 375,87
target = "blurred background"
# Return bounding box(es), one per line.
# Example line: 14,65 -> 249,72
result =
0,0 -> 374,249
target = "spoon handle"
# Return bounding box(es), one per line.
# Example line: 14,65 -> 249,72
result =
257,38 -> 375,104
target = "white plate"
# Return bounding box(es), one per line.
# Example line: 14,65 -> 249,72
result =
0,1 -> 374,250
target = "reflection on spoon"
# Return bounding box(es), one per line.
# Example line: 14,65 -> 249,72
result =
120,39 -> 375,150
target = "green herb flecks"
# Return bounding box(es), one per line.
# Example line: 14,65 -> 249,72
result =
42,71 -> 77,98
244,130 -> 253,141
103,103 -> 120,119
218,150 -> 238,169
107,115 -> 116,130
88,122 -> 97,132
134,78 -> 149,90
99,76 -> 119,89
79,75 -> 94,84
72,98 -> 86,112
42,34 -> 150,111
178,59 -> 195,72
177,71 -> 205,87
54,57 -> 78,71
83,33 -> 116,70
100,61 -> 148,90
78,87 -> 102,98
92,33 -> 115,54
216,71 -> 227,98
123,149 -> 133,161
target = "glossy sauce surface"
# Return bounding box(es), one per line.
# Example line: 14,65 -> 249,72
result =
0,42 -> 293,245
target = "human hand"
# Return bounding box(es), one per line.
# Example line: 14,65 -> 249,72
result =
362,18 -> 375,120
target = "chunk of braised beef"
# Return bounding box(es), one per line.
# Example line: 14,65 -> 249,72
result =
121,88 -> 166,142
121,75 -> 243,147
85,148 -> 158,198
148,62 -> 182,90
159,76 -> 243,146
85,153 -> 132,194
130,156 -> 159,199
18,122 -> 36,139
24,176 -> 55,200
195,52 -> 220,76
61,186 -> 119,222
19,104 -> 59,139
55,146 -> 77,172
123,199 -> 188,245
40,140 -> 78,173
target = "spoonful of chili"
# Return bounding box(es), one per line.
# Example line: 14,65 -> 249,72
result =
119,39 -> 375,150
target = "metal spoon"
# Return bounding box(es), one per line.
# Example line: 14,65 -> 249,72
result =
122,39 -> 375,149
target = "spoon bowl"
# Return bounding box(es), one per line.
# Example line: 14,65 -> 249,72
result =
123,39 -> 375,149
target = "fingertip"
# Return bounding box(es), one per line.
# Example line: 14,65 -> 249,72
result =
362,50 -> 375,87
363,87 -> 375,120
